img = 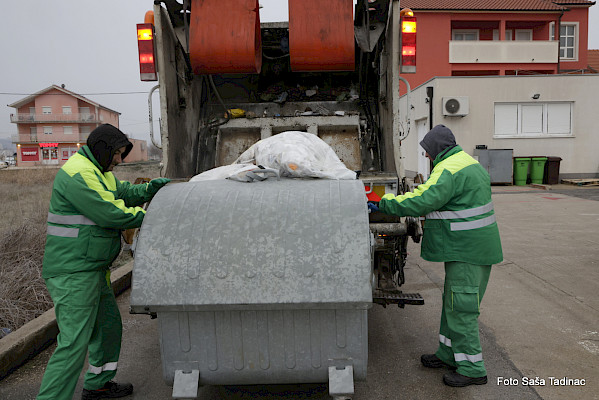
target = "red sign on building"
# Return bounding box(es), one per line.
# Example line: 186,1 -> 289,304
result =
21,147 -> 40,161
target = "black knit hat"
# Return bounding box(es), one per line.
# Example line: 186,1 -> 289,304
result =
87,124 -> 133,172
419,124 -> 457,160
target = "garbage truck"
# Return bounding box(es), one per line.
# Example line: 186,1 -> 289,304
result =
129,1 -> 423,398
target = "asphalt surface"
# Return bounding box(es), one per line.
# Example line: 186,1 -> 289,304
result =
0,184 -> 597,400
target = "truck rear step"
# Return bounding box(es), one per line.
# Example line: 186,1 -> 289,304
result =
373,290 -> 424,308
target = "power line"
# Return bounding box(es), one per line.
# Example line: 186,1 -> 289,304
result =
0,91 -> 150,96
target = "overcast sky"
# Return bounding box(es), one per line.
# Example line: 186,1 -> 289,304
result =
0,0 -> 597,145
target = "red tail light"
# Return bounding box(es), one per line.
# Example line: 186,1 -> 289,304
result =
137,23 -> 157,81
401,16 -> 417,73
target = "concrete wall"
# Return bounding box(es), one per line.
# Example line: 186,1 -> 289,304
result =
399,74 -> 599,179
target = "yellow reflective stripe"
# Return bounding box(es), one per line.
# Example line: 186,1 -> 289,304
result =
382,151 -> 479,206
62,153 -> 88,176
436,151 -> 478,174
79,170 -> 140,217
383,167 -> 444,205
62,153 -> 117,190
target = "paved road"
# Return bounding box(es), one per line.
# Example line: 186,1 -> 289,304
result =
1,186 -> 597,400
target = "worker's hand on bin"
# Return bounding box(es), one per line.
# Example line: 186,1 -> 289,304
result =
367,202 -> 379,213
146,178 -> 171,197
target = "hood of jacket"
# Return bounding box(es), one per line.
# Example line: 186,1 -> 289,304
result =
86,124 -> 133,172
419,124 -> 457,160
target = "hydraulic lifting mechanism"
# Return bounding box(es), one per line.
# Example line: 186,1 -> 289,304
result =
132,1 -> 424,399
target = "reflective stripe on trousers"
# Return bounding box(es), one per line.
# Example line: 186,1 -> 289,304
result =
88,362 -> 118,375
440,335 -> 484,363
454,352 -> 483,363
439,334 -> 452,347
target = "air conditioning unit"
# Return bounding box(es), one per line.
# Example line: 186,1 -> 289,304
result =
442,97 -> 469,117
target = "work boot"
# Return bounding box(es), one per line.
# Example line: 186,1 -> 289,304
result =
443,371 -> 488,387
81,381 -> 133,399
421,354 -> 456,370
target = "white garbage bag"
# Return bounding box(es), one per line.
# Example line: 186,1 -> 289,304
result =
235,131 -> 356,180
189,164 -> 256,182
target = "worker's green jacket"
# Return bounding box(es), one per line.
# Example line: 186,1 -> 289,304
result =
380,146 -> 503,265
42,146 -> 150,278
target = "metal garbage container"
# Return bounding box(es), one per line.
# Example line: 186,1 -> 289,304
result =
475,149 -> 513,185
130,179 -> 373,399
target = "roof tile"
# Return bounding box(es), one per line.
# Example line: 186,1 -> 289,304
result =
400,0 -> 594,11
588,50 -> 599,73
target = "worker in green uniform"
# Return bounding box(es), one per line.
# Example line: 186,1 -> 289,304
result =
37,124 -> 170,400
370,124 -> 502,387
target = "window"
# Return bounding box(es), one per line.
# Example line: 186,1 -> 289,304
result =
62,106 -> 72,115
61,147 -> 78,160
44,126 -> 53,135
560,23 -> 577,60
514,29 -> 532,41
79,107 -> 91,121
494,102 -> 573,137
452,30 -> 478,41
497,29 -> 531,41
80,126 -> 91,140
63,126 -> 73,134
42,106 -> 52,114
550,22 -> 578,60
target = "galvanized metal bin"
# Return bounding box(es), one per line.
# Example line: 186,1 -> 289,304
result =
130,179 -> 373,398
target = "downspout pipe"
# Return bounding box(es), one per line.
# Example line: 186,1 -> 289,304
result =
557,10 -> 564,74
426,86 -> 433,130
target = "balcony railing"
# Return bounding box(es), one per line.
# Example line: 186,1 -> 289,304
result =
10,113 -> 101,123
12,133 -> 89,144
449,40 -> 559,64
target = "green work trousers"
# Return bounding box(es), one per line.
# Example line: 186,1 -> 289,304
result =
435,261 -> 491,378
37,270 -> 122,400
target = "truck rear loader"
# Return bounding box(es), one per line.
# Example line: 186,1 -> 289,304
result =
129,1 -> 423,398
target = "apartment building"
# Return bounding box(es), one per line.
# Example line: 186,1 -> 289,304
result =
9,85 -> 122,167
400,0 -> 595,90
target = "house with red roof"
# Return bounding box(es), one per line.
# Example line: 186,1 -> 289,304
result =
9,85 -> 148,167
588,49 -> 599,72
400,0 -> 596,89
395,0 -> 598,182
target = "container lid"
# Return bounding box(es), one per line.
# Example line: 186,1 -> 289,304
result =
130,179 -> 373,312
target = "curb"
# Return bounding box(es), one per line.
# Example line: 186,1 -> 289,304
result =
530,183 -> 552,190
0,261 -> 134,380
